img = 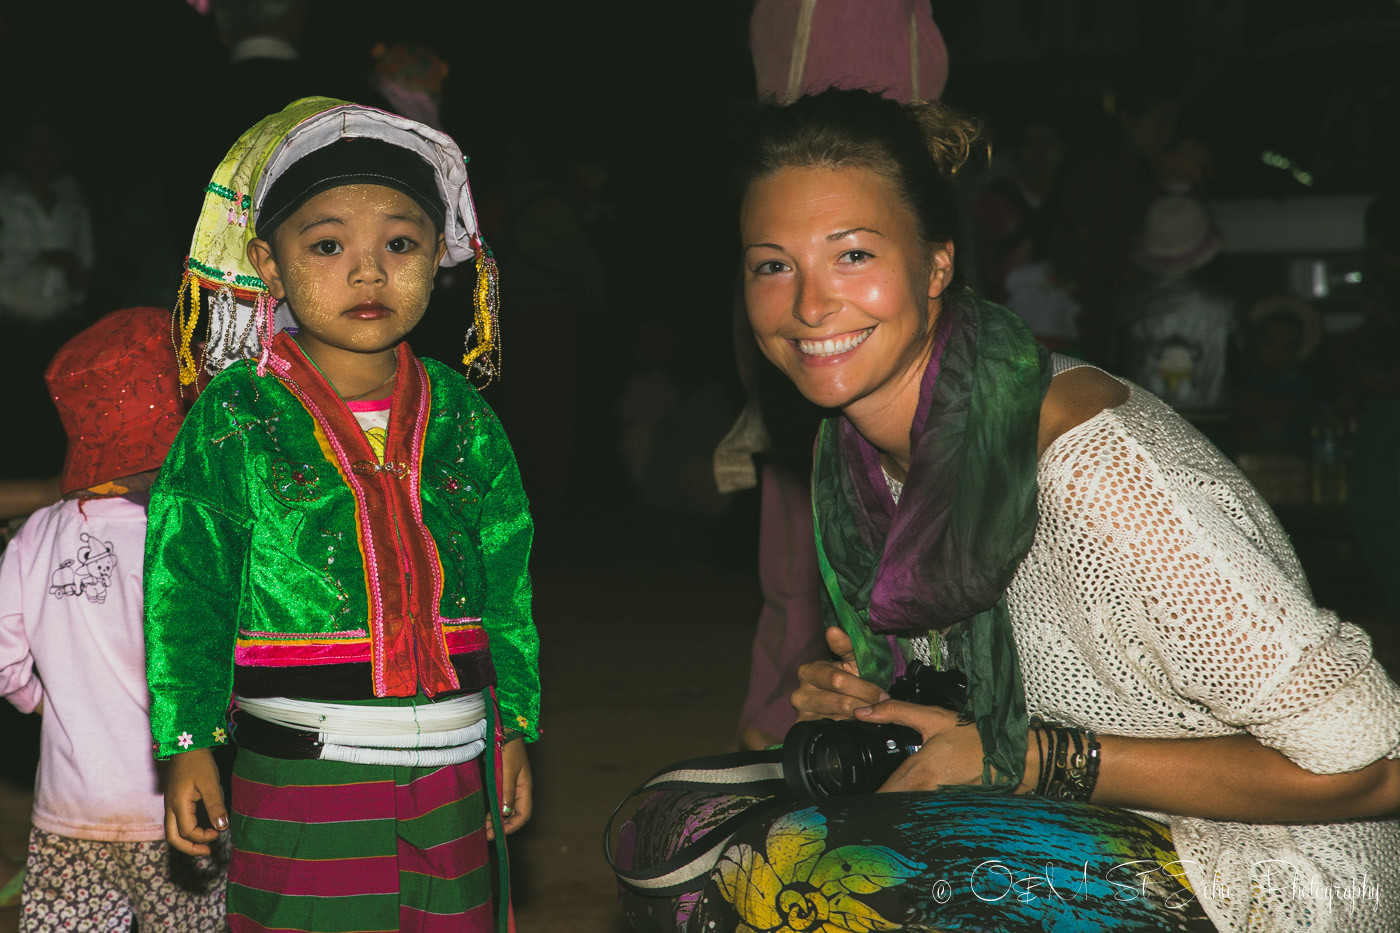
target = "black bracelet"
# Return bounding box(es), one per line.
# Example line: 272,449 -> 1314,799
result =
1029,721 -> 1101,803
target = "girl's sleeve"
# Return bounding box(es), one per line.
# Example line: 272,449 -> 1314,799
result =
144,383 -> 253,759
0,522 -> 43,714
477,407 -> 540,742
1054,419 -> 1400,774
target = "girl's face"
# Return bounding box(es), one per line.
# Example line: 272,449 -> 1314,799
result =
247,184 -> 446,364
741,165 -> 952,416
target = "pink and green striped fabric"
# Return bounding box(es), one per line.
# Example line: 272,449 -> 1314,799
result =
228,749 -> 494,932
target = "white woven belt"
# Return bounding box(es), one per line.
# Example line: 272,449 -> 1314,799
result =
236,693 -> 488,767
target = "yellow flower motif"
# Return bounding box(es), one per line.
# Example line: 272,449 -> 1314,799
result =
212,726 -> 227,744
516,714 -> 529,730
714,807 -> 925,933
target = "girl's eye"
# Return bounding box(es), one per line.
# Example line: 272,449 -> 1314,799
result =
387,236 -> 417,254
840,250 -> 873,264
312,240 -> 341,256
753,259 -> 788,275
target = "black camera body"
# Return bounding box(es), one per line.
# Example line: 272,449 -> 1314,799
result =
782,661 -> 969,799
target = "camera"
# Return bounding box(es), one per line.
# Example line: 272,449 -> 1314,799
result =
782,661 -> 969,799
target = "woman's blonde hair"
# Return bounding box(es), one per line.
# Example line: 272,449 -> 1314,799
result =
740,88 -> 986,290
907,98 -> 988,180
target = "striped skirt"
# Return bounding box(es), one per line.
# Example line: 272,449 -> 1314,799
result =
228,748 -> 495,933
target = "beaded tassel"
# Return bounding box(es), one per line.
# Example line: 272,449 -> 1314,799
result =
172,271 -> 203,387
463,244 -> 501,386
256,293 -> 276,377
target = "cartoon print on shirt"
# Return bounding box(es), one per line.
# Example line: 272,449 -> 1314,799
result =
48,533 -> 118,603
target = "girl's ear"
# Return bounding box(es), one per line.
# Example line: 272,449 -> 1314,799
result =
433,233 -> 448,271
927,241 -> 955,300
246,238 -> 286,300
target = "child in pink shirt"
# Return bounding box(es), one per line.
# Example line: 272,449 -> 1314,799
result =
0,307 -> 225,932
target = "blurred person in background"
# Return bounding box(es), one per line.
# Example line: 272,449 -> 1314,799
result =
1344,189 -> 1400,613
1114,193 -> 1236,421
369,40 -> 449,131
0,102 -> 95,478
974,106 -> 1077,351
1049,78 -> 1188,364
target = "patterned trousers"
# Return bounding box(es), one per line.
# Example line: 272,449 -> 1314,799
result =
21,828 -> 226,932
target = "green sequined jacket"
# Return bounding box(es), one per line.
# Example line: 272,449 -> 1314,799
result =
144,334 -> 538,759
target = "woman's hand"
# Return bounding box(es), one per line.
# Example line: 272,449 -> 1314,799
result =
164,747 -> 227,857
854,700 -> 996,791
488,738 -> 532,839
791,627 -> 889,721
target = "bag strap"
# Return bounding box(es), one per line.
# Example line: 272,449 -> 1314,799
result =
604,749 -> 789,897
784,0 -> 818,103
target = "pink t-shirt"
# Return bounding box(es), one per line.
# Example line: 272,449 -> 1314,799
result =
0,497 -> 165,841
347,396 -> 392,461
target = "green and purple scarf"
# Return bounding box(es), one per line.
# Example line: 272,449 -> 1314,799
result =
812,295 -> 1050,790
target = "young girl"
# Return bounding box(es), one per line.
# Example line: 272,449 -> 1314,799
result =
144,97 -> 539,933
1,307 -> 224,932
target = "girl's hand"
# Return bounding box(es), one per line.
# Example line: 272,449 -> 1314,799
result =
164,747 -> 228,856
855,700 -> 992,792
488,739 -> 532,840
791,627 -> 888,721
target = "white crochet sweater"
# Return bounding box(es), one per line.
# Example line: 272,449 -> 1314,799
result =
1005,364 -> 1400,932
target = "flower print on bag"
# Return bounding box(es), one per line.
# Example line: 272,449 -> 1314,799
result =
713,807 -> 925,933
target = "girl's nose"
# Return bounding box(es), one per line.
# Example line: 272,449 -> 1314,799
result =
349,250 -> 387,286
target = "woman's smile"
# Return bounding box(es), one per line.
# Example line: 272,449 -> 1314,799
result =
795,326 -> 875,359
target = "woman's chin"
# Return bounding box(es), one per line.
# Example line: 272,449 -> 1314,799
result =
788,373 -> 859,411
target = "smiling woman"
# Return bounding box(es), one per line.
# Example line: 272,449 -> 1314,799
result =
617,89 -> 1400,933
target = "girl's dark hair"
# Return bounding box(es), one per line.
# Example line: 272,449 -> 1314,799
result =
739,88 -> 985,290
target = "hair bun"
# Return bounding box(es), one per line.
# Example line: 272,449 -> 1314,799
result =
907,99 -> 986,179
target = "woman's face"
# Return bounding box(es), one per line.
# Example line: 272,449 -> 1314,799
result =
741,165 -> 952,415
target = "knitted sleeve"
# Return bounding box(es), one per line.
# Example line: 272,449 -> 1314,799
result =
1038,396 -> 1400,774
144,372 -> 254,759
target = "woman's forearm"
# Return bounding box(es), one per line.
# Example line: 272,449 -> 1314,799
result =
1067,732 -> 1400,822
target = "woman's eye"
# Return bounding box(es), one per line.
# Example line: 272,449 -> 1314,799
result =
840,250 -> 873,264
311,240 -> 341,256
387,236 -> 417,254
753,259 -> 788,275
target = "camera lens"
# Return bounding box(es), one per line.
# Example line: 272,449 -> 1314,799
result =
782,719 -> 922,799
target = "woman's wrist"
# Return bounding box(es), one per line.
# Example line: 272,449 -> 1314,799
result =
1025,720 -> 1101,802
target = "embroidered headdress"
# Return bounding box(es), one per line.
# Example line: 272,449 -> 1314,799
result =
173,96 -> 500,385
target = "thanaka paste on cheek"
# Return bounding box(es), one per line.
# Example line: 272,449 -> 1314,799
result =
271,184 -> 438,368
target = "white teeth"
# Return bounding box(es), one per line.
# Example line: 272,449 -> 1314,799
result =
798,328 -> 873,357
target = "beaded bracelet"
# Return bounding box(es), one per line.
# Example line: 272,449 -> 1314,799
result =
1029,719 -> 1101,802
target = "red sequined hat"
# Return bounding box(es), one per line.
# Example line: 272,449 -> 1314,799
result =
45,308 -> 187,494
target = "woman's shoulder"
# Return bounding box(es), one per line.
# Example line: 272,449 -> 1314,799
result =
1036,360 -> 1129,457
